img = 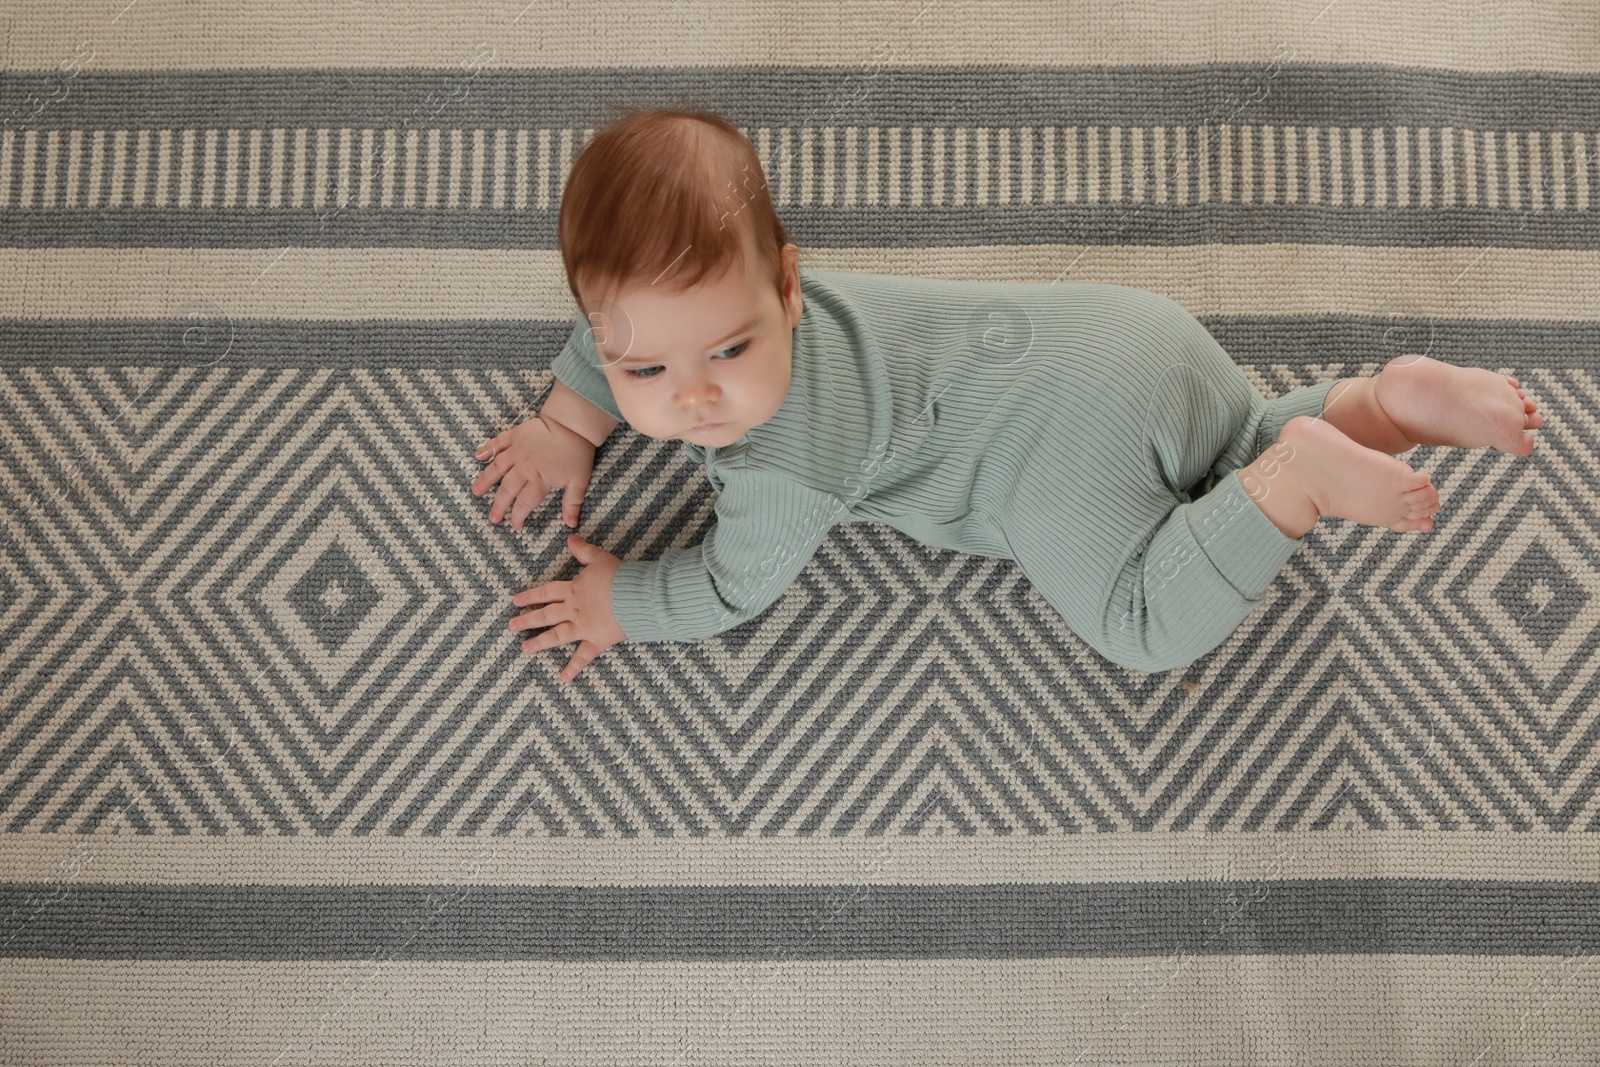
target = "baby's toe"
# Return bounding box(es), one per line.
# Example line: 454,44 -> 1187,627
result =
1401,486 -> 1438,522
1404,493 -> 1439,518
1400,468 -> 1433,492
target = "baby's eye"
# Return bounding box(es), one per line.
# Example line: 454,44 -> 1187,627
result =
624,341 -> 748,380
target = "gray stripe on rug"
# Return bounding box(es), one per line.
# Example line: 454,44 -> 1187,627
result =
3,880 -> 1598,959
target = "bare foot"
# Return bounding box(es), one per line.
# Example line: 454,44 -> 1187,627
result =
1246,417 -> 1442,534
1373,354 -> 1543,455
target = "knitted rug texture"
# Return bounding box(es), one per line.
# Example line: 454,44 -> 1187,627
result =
2,2 -> 1598,1064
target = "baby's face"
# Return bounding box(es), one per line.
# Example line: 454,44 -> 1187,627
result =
584,243 -> 803,448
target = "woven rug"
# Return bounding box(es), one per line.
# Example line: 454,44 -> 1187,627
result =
3,2 -> 1599,1064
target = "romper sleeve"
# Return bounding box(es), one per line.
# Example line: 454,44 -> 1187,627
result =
549,314 -> 624,423
607,469 -> 847,643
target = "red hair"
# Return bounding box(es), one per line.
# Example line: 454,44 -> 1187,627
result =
558,104 -> 793,317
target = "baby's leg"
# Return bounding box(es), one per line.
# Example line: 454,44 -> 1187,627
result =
1005,343 -> 1439,673
1237,416 -> 1441,540
1005,304 -> 1474,673
1317,375 -> 1416,455
1002,438 -> 1384,675
1007,423 -> 1438,673
1321,355 -> 1542,457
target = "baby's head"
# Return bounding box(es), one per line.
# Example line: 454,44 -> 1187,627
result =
559,105 -> 802,446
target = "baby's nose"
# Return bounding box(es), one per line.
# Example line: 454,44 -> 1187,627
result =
674,381 -> 718,407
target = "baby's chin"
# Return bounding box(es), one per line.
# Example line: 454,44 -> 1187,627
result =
674,422 -> 740,444
638,417 -> 764,443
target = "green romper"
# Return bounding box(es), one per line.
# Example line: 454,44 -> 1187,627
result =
550,268 -> 1339,672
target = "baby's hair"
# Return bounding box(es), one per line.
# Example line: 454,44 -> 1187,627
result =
558,103 -> 793,320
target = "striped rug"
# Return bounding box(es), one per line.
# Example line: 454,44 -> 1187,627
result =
3,2 -> 1599,1064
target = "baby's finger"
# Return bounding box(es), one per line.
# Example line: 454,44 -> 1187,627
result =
489,469 -> 532,523
563,477 -> 589,529
509,602 -> 556,633
513,582 -> 566,607
471,451 -> 507,496
519,618 -> 573,655
559,642 -> 598,683
510,479 -> 550,531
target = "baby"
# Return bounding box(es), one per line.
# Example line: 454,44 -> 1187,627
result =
473,106 -> 1543,680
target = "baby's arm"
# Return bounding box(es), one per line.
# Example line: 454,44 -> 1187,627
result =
474,308 -> 620,531
542,380 -> 619,448
609,470 -> 846,643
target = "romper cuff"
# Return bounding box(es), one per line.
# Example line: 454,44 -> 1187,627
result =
609,559 -> 674,644
1182,468 -> 1305,602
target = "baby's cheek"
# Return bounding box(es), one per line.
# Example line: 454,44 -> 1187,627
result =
613,399 -> 655,433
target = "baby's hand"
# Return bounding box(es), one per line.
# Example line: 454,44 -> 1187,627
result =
510,533 -> 626,682
473,414 -> 595,531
